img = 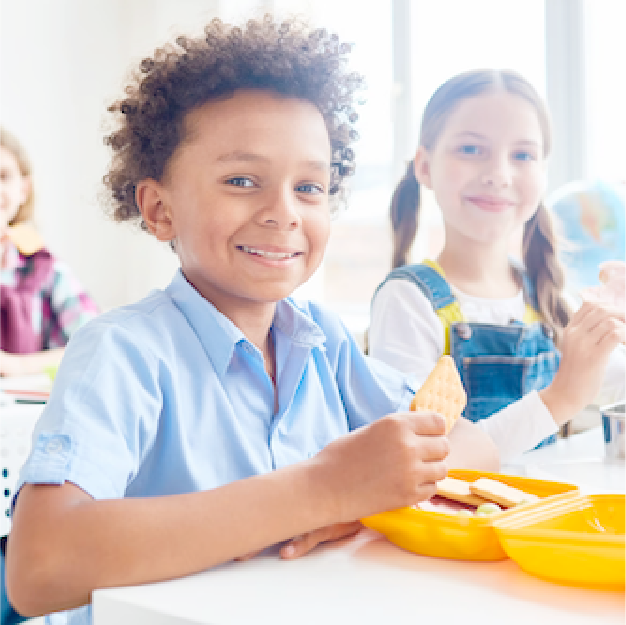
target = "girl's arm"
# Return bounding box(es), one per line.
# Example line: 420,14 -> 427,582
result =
539,301 -> 625,424
0,348 -> 64,377
369,280 -> 443,382
7,411 -> 449,616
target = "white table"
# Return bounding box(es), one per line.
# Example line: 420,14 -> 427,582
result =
0,375 -> 49,536
93,427 -> 625,625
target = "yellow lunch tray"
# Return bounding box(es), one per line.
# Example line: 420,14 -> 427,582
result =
492,492 -> 625,589
361,469 -> 579,562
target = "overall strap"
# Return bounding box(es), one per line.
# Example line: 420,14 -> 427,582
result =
376,261 -> 456,310
373,261 -> 463,355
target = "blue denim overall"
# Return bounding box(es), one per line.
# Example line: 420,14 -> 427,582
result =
377,263 -> 559,448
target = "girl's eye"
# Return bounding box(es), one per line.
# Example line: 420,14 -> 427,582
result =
513,151 -> 536,162
458,145 -> 483,156
226,176 -> 255,188
295,183 -> 325,195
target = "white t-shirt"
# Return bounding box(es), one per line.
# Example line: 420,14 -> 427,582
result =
369,279 -> 626,460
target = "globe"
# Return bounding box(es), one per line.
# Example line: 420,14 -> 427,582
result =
547,179 -> 625,294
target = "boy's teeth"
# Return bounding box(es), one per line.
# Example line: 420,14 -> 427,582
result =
241,245 -> 295,259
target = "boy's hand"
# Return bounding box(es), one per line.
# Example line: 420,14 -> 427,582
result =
279,521 -> 363,559
541,301 -> 625,425
309,411 -> 449,524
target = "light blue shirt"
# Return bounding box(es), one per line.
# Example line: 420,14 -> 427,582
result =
15,270 -> 415,625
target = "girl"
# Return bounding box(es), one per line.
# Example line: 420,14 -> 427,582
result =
369,69 -> 625,459
6,17 -> 498,623
0,128 -> 99,377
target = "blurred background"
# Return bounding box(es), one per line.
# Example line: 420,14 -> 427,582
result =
1,0 -> 624,338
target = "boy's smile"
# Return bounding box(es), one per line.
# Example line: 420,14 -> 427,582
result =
138,89 -> 332,325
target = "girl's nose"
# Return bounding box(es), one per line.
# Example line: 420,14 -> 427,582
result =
481,157 -> 512,188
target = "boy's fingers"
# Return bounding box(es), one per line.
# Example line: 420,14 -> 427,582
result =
417,460 -> 448,485
280,521 -> 362,559
403,411 -> 447,435
418,436 -> 450,462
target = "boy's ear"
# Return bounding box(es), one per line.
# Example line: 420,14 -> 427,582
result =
413,146 -> 433,190
136,179 -> 175,242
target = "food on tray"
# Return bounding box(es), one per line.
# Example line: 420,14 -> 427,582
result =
435,476 -> 489,507
410,355 -> 467,434
476,502 -> 503,516
470,477 -> 539,509
419,476 -> 540,517
580,260 -> 625,310
415,495 -> 472,515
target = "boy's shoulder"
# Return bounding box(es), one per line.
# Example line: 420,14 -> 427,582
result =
74,286 -> 184,352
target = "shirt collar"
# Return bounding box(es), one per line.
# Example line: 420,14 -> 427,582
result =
165,269 -> 326,376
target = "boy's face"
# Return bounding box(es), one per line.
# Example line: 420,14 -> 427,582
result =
142,89 -> 332,317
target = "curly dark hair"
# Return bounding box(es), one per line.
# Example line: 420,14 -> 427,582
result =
104,14 -> 365,224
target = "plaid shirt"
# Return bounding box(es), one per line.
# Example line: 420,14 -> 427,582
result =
0,241 -> 98,353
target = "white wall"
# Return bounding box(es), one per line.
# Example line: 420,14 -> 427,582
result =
0,0 -> 223,310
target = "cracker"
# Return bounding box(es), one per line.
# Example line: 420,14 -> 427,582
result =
435,477 -> 489,507
410,355 -> 466,433
469,477 -> 539,508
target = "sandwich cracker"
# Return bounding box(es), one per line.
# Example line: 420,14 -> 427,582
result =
410,355 -> 467,433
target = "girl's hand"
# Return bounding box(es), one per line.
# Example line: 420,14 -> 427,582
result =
540,301 -> 625,425
279,521 -> 363,559
308,411 -> 449,524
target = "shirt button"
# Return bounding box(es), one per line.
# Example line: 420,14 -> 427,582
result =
46,439 -> 63,454
456,323 -> 472,340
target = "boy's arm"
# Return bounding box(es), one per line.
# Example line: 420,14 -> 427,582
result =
7,411 -> 449,617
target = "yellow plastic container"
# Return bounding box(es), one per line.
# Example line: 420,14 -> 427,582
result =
361,469 -> 578,562
492,492 -> 625,589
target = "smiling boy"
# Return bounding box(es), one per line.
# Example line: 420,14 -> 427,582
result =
6,17 -> 498,623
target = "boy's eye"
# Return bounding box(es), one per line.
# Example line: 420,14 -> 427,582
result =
458,145 -> 483,156
226,176 -> 255,188
295,183 -> 325,195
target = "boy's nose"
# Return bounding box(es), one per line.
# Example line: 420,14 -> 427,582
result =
259,186 -> 301,229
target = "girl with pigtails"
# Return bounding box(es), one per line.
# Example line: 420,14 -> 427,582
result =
369,69 -> 625,459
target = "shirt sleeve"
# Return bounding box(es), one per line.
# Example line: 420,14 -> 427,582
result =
369,279 -> 444,385
476,391 -> 558,461
15,317 -> 163,503
45,258 -> 99,347
308,302 -> 416,430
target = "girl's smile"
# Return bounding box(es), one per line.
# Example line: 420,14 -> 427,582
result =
463,194 -> 516,212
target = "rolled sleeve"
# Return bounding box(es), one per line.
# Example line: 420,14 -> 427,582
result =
14,315 -> 163,505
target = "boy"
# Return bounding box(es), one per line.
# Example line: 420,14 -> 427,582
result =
6,16 -> 498,623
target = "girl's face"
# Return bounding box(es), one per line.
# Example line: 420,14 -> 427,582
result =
0,145 -> 30,229
139,89 -> 332,318
415,91 -> 547,248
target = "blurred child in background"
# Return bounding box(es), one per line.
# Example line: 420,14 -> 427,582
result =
0,128 -> 98,377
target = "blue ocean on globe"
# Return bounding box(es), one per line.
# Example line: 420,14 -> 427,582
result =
548,179 -> 625,294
